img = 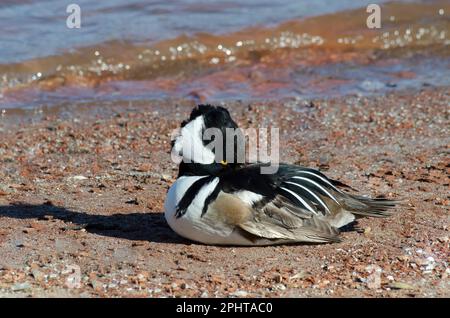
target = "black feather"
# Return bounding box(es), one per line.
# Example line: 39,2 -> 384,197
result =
175,176 -> 215,218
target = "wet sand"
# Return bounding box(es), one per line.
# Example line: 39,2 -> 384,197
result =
0,87 -> 448,297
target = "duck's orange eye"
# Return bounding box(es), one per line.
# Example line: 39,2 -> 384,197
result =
220,160 -> 228,166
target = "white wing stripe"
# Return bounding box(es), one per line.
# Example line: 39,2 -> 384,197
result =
284,181 -> 331,214
280,187 -> 317,214
291,176 -> 340,204
294,170 -> 342,193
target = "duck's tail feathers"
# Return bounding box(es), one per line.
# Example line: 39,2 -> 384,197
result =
340,194 -> 402,217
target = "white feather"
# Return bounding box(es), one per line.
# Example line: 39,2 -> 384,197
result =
291,176 -> 340,204
280,186 -> 317,214
234,190 -> 263,206
173,116 -> 215,164
164,176 -> 261,245
284,181 -> 331,213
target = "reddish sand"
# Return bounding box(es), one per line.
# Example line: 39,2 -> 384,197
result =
0,88 -> 448,297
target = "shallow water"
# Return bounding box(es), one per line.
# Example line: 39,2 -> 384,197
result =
0,0 -> 449,111
0,0 -> 400,64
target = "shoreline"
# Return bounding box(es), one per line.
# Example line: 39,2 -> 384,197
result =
2,0 -> 449,110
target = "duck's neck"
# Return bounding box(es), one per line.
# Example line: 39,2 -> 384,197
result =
177,162 -> 237,177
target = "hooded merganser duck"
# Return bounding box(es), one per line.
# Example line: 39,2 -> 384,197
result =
164,105 -> 398,245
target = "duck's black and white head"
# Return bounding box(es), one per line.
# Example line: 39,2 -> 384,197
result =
171,105 -> 244,176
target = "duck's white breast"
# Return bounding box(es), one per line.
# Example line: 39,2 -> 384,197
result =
164,176 -> 257,245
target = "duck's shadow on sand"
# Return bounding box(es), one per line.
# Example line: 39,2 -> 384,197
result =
0,203 -> 187,244
0,204 -> 359,246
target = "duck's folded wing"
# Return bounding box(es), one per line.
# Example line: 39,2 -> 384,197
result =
221,163 -> 398,243
238,195 -> 341,244
258,164 -> 398,219
279,166 -> 399,218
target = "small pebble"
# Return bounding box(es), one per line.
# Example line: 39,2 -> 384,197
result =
230,290 -> 248,297
11,282 -> 31,291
